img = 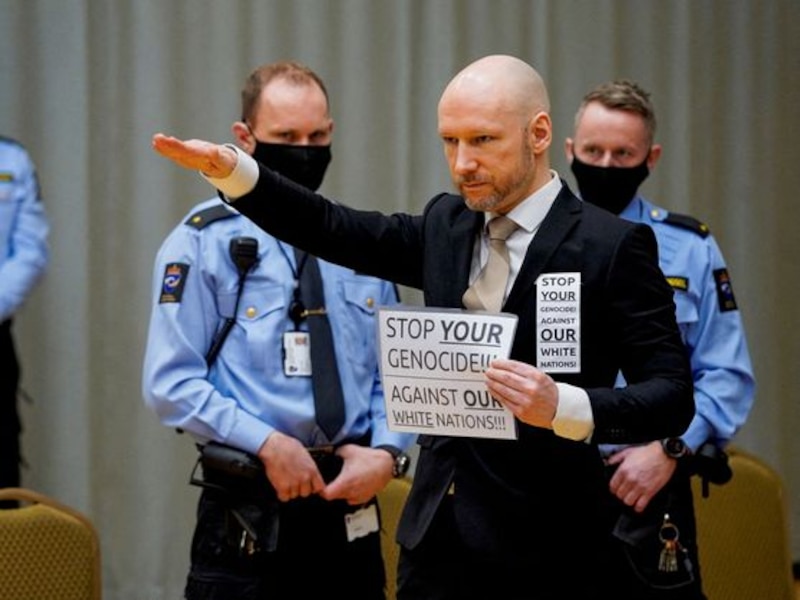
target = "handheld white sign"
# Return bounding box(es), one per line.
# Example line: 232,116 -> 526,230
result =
378,306 -> 518,439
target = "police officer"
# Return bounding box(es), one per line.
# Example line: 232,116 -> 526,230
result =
566,80 -> 756,599
142,61 -> 413,600
0,136 -> 49,507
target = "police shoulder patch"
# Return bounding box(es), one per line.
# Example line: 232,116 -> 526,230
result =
185,204 -> 236,230
663,212 -> 710,238
713,268 -> 738,312
160,263 -> 190,303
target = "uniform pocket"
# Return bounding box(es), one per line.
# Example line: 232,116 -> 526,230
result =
612,498 -> 697,591
337,278 -> 384,371
215,283 -> 286,372
672,291 -> 698,340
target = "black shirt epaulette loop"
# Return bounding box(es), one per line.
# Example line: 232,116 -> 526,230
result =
0,135 -> 24,148
663,212 -> 710,238
185,204 -> 236,230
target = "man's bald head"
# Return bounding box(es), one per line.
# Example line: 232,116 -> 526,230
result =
437,55 -> 554,213
440,55 -> 550,122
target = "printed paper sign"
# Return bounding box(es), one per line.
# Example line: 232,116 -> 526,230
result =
378,306 -> 518,439
535,273 -> 581,373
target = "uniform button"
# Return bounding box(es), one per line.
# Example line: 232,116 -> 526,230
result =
366,297 -> 374,308
245,307 -> 256,318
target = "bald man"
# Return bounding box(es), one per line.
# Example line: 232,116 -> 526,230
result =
153,54 -> 693,599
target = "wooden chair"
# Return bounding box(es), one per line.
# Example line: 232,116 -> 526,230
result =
692,446 -> 795,600
377,477 -> 412,600
0,487 -> 102,599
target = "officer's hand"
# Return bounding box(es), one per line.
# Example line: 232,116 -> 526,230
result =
257,431 -> 326,502
319,445 -> 392,505
484,358 -> 558,428
606,441 -> 677,513
152,133 -> 237,179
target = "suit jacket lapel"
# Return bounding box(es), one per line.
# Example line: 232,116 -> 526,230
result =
505,187 -> 583,307
447,209 -> 483,307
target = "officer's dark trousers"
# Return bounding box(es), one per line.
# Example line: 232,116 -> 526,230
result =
0,320 -> 21,508
605,463 -> 707,600
185,466 -> 386,599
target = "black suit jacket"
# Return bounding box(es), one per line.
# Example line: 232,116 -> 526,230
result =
232,168 -> 693,579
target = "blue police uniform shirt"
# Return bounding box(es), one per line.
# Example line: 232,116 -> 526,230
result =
0,137 -> 49,322
605,196 -> 755,453
142,197 -> 414,455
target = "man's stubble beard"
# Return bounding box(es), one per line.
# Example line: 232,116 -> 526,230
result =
460,136 -> 535,213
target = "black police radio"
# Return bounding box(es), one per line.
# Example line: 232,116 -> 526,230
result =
204,237 -> 260,366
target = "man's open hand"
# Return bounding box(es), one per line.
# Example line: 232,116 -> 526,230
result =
152,133 -> 237,179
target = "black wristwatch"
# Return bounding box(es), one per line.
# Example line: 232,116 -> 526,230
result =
661,437 -> 691,460
376,445 -> 411,478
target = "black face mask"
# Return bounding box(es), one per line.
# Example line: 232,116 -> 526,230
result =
570,154 -> 650,215
252,142 -> 332,192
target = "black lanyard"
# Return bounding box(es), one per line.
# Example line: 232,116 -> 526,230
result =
278,242 -> 311,331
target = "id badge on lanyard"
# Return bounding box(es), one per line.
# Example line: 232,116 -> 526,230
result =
283,331 -> 312,376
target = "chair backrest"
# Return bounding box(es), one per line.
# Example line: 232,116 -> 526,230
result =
0,487 -> 102,600
377,476 -> 412,600
692,446 -> 795,600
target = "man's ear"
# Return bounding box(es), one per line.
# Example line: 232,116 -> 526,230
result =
231,121 -> 254,153
530,111 -> 552,154
647,144 -> 662,170
565,137 -> 575,163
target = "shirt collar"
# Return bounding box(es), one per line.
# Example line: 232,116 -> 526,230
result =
491,170 -> 563,234
619,195 -> 646,221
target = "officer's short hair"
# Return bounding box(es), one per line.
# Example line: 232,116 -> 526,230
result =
575,80 -> 657,145
241,61 -> 330,125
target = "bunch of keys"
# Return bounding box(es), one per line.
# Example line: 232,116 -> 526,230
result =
658,513 -> 684,572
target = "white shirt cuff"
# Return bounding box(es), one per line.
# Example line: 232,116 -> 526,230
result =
552,383 -> 594,441
201,145 -> 259,200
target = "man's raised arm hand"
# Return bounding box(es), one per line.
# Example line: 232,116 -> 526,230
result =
152,133 -> 238,179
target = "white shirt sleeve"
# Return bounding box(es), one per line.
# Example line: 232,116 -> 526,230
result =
201,145 -> 259,200
552,383 -> 594,441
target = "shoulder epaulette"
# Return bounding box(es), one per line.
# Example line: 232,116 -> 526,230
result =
662,212 -> 710,238
184,204 -> 236,230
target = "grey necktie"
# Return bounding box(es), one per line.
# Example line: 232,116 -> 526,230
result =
462,215 -> 518,312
